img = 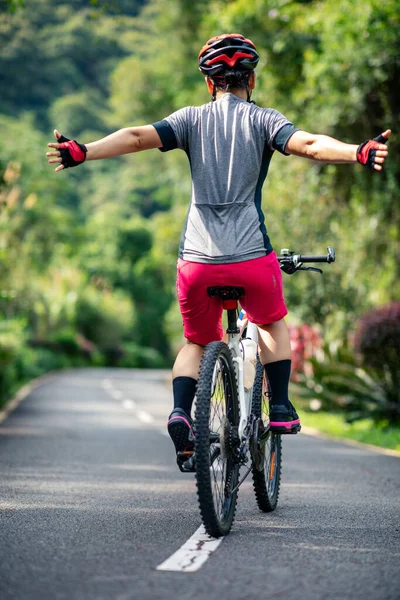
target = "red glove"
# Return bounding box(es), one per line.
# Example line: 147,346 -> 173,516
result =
57,134 -> 87,168
357,133 -> 387,170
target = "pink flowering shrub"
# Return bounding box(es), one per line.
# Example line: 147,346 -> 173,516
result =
289,324 -> 321,381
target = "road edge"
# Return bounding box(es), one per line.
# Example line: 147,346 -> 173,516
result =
0,372 -> 58,425
301,425 -> 400,458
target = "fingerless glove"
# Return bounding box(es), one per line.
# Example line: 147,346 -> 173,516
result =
357,133 -> 386,170
58,134 -> 87,168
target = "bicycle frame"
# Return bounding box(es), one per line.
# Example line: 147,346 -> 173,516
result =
227,317 -> 259,440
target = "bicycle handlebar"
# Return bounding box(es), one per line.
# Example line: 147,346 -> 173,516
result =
277,246 -> 335,274
277,246 -> 335,264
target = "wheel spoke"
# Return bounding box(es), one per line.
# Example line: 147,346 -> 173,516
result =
209,360 -> 228,518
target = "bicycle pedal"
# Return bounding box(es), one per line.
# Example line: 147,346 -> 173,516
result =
177,452 -> 196,473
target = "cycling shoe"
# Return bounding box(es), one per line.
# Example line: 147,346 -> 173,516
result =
167,408 -> 195,471
269,402 -> 301,434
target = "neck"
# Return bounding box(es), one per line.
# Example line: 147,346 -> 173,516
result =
215,88 -> 249,100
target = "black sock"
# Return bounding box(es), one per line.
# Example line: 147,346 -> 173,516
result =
264,360 -> 291,407
172,376 -> 197,417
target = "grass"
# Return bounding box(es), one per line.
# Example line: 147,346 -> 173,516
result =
297,408 -> 400,452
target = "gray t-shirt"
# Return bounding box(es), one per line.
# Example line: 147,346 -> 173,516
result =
153,93 -> 297,264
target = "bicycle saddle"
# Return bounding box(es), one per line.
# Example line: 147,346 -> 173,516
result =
207,286 -> 245,300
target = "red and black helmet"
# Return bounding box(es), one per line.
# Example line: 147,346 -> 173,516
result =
198,33 -> 259,77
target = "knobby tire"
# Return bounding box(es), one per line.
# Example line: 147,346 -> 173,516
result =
251,357 -> 282,512
195,341 -> 240,537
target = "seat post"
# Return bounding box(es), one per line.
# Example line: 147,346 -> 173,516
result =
227,309 -> 239,334
207,287 -> 244,336
222,299 -> 240,334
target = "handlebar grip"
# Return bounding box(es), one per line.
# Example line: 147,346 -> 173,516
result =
298,247 -> 335,263
298,255 -> 329,263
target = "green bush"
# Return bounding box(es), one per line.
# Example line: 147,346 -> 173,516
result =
29,348 -> 72,372
14,345 -> 43,381
75,287 -> 134,351
49,328 -> 82,357
116,341 -> 166,369
0,320 -> 26,404
0,320 -> 96,407
0,320 -> 24,365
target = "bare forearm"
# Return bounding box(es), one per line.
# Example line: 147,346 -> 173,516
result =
307,135 -> 358,163
285,128 -> 390,171
85,128 -> 140,160
286,131 -> 358,163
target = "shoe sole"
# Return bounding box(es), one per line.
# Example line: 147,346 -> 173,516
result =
269,419 -> 301,435
167,417 -> 194,454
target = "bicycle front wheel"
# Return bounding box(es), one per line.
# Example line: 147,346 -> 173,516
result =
195,341 -> 240,538
251,357 -> 282,512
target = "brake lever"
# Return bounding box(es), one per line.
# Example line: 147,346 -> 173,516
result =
299,266 -> 323,275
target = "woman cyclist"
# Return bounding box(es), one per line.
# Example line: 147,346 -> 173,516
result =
47,33 -> 390,471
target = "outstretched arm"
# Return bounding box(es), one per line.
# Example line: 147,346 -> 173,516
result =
286,129 -> 391,171
47,126 -> 162,172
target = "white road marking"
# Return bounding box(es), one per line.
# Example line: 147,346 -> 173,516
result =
102,383 -> 157,426
159,429 -> 169,437
122,399 -> 136,410
137,410 -> 155,424
156,525 -> 223,572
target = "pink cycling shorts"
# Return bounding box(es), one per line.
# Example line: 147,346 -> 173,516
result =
176,252 -> 288,346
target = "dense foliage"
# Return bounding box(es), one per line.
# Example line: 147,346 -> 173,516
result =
354,302 -> 400,418
0,0 -> 399,408
355,302 -> 400,369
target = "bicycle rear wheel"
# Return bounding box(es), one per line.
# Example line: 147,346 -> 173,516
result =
195,341 -> 240,538
251,357 -> 282,512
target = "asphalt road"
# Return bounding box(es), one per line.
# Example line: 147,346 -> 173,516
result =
0,369 -> 399,600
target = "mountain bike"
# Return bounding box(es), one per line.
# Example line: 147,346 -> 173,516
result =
192,246 -> 335,537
